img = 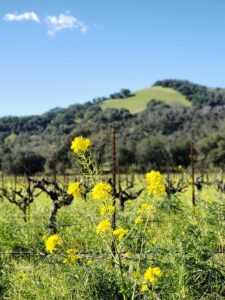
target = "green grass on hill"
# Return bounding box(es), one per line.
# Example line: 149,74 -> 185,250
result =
101,86 -> 191,114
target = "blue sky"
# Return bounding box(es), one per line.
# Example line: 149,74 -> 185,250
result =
1,0 -> 225,116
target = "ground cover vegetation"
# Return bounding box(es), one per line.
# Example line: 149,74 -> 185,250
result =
0,135 -> 224,299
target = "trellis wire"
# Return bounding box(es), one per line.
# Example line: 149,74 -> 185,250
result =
0,249 -> 224,257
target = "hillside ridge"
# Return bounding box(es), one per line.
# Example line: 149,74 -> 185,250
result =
1,79 -> 225,174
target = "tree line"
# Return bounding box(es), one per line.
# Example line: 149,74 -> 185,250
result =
1,80 -> 225,175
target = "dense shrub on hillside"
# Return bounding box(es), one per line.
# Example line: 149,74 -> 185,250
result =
110,88 -> 133,99
154,79 -> 225,106
2,151 -> 45,175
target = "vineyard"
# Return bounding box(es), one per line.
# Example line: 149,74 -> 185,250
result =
2,0 -> 225,298
0,135 -> 224,300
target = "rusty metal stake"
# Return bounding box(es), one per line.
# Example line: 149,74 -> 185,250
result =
111,128 -> 117,256
190,141 -> 196,212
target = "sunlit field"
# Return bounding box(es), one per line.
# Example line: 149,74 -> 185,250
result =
0,166 -> 224,300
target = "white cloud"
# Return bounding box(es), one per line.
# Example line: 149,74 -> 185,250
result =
45,12 -> 87,36
3,12 -> 40,23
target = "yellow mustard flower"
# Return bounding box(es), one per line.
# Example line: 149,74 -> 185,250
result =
141,284 -> 148,292
63,248 -> 80,264
189,177 -> 194,184
145,171 -> 166,197
20,273 -> 28,282
67,182 -> 85,197
71,136 -> 91,153
137,203 -> 155,215
96,220 -> 111,234
87,259 -> 93,265
134,217 -> 143,225
152,237 -> 158,244
100,204 -> 115,216
92,182 -> 112,201
113,227 -> 128,240
42,234 -> 48,241
45,234 -> 62,253
124,252 -> 131,258
143,267 -> 162,284
177,165 -> 183,171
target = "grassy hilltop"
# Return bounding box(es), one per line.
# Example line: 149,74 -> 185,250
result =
101,86 -> 191,114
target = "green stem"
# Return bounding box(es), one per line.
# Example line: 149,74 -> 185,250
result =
116,240 -> 127,300
83,199 -> 115,258
138,211 -> 152,264
77,152 -> 98,185
131,210 -> 152,299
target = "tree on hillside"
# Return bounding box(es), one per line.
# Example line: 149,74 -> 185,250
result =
199,132 -> 225,168
2,151 -> 45,175
136,137 -> 171,172
170,140 -> 190,168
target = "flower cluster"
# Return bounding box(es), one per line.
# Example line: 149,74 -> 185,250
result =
67,182 -> 85,197
100,204 -> 115,216
45,234 -> 62,253
96,219 -> 111,234
141,284 -> 148,292
134,217 -> 143,225
145,171 -> 166,197
113,227 -> 128,240
71,136 -> 91,153
92,182 -> 112,201
143,267 -> 162,284
137,203 -> 155,215
63,248 -> 81,264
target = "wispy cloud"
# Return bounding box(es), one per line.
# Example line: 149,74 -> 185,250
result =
45,12 -> 87,36
3,12 -> 40,23
2,11 -> 88,37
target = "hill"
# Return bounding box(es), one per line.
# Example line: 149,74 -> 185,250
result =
1,79 -> 225,174
101,86 -> 191,114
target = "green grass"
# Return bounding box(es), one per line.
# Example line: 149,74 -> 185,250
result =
0,175 -> 224,299
101,86 -> 191,114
